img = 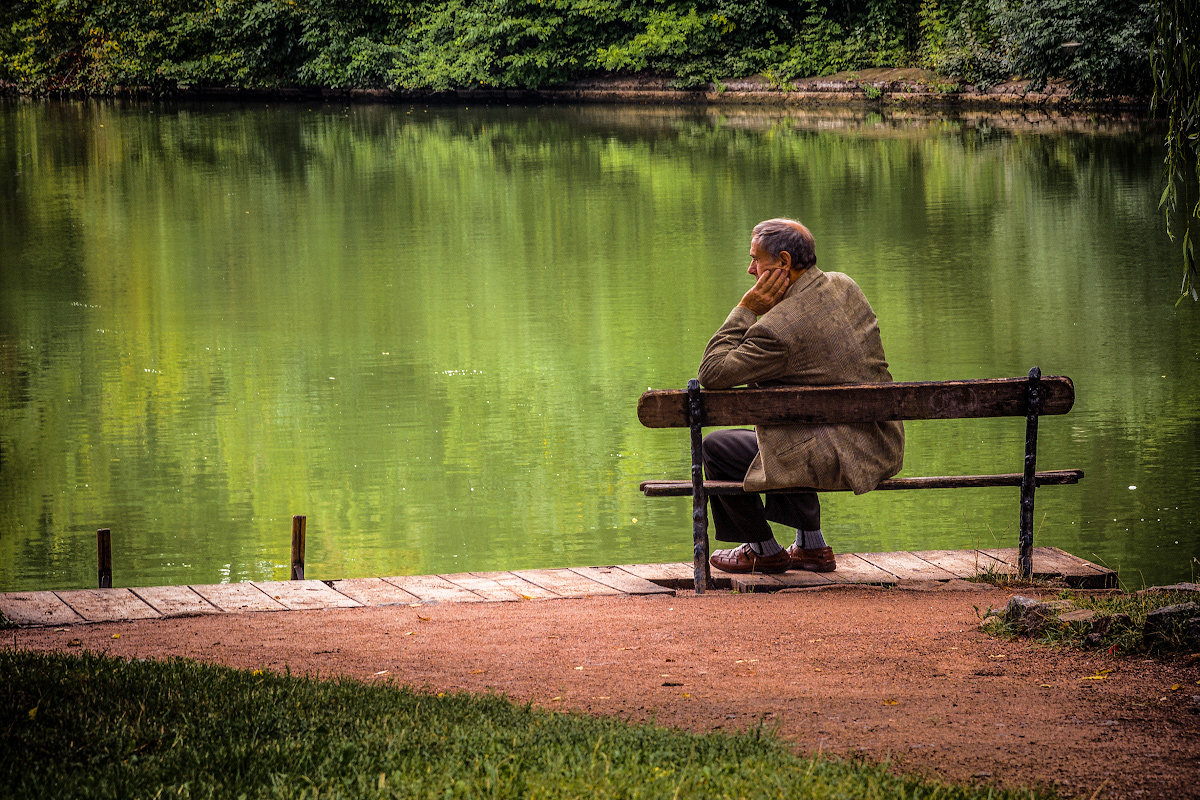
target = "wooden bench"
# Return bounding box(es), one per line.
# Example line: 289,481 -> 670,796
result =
637,367 -> 1083,593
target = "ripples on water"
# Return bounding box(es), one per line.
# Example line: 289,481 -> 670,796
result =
0,101 -> 1196,590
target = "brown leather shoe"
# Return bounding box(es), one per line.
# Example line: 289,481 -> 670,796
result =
710,543 -> 791,574
787,544 -> 837,572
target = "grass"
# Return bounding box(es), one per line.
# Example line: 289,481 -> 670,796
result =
0,611 -> 15,630
981,589 -> 1199,656
1,649 -> 1058,800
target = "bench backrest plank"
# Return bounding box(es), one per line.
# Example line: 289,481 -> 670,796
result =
636,376 -> 1075,428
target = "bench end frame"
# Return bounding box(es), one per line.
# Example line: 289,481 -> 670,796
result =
688,379 -> 712,593
1019,366 -> 1042,579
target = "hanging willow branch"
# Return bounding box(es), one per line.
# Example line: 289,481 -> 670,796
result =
1151,0 -> 1199,304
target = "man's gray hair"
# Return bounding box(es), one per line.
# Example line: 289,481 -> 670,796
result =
752,218 -> 816,270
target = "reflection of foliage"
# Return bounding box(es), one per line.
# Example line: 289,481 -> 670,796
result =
0,0 -> 1157,98
1151,0 -> 1198,303
0,103 -> 1190,591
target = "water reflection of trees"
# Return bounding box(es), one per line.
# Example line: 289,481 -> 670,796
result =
1,99 -> 1193,590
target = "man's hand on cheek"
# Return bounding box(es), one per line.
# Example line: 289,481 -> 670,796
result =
738,269 -> 790,315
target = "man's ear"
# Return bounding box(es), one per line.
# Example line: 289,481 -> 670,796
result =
778,250 -> 792,270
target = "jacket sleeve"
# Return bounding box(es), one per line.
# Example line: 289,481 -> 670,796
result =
697,306 -> 791,389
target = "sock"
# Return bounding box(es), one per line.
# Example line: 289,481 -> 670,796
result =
749,539 -> 784,557
794,529 -> 827,550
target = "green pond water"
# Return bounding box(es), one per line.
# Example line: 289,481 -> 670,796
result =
1,99 -> 1197,592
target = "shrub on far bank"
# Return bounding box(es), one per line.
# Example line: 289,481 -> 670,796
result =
0,0 -> 1154,99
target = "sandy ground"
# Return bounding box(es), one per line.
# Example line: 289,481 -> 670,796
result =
7,583 -> 1199,799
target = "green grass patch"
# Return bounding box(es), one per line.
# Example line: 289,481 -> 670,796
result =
1,649 -> 1056,799
0,611 -> 15,630
981,589 -> 1200,656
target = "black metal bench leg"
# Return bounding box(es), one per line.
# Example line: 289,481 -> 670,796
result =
688,379 -> 711,593
1019,367 -> 1042,579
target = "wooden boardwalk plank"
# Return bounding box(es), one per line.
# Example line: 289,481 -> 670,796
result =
970,550 -> 1018,576
191,583 -> 288,613
1045,546 -> 1115,577
441,573 -> 526,602
570,566 -> 674,595
383,575 -> 484,604
55,589 -> 161,622
856,552 -> 959,581
823,553 -> 900,585
771,570 -> 837,588
131,586 -> 219,617
911,549 -> 1008,579
513,568 -> 623,598
469,572 -> 562,600
614,563 -> 695,587
723,570 -> 836,592
0,591 -> 85,626
252,580 -> 362,611
328,578 -> 421,606
980,547 -> 1115,588
727,573 -> 786,592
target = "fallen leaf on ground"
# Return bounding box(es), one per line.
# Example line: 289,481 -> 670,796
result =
111,634 -> 120,639
883,699 -> 899,705
1080,668 -> 1114,681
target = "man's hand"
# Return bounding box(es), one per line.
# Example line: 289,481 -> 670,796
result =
738,268 -> 790,315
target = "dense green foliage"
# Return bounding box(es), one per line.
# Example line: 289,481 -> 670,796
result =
1,650 -> 1057,799
0,0 -> 1153,97
1151,0 -> 1198,303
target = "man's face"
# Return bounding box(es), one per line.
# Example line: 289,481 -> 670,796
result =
748,237 -> 785,279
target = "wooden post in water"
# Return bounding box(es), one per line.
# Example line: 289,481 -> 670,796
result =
97,528 -> 112,589
290,515 -> 306,580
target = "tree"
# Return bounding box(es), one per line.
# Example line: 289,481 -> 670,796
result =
1151,0 -> 1198,304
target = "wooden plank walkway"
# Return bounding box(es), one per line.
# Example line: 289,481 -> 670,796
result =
0,546 -> 1115,627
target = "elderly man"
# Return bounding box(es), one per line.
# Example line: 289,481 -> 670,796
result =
698,218 -> 904,574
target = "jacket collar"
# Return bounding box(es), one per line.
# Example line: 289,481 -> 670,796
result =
784,265 -> 823,300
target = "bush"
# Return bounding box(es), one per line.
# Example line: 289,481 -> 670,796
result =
0,0 -> 1155,98
990,0 -> 1153,96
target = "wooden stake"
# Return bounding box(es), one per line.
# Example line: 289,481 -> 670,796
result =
291,516 -> 306,580
97,528 -> 112,589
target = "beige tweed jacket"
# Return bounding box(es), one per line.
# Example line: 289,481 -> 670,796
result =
698,266 -> 904,494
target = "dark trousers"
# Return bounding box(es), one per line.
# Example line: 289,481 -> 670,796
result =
701,428 -> 820,543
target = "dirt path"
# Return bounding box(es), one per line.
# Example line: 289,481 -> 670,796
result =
8,584 -> 1198,799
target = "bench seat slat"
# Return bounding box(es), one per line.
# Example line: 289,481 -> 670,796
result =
639,469 -> 1084,497
637,376 -> 1075,428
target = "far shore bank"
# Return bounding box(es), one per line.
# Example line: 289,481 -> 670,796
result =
1,69 -> 1147,114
